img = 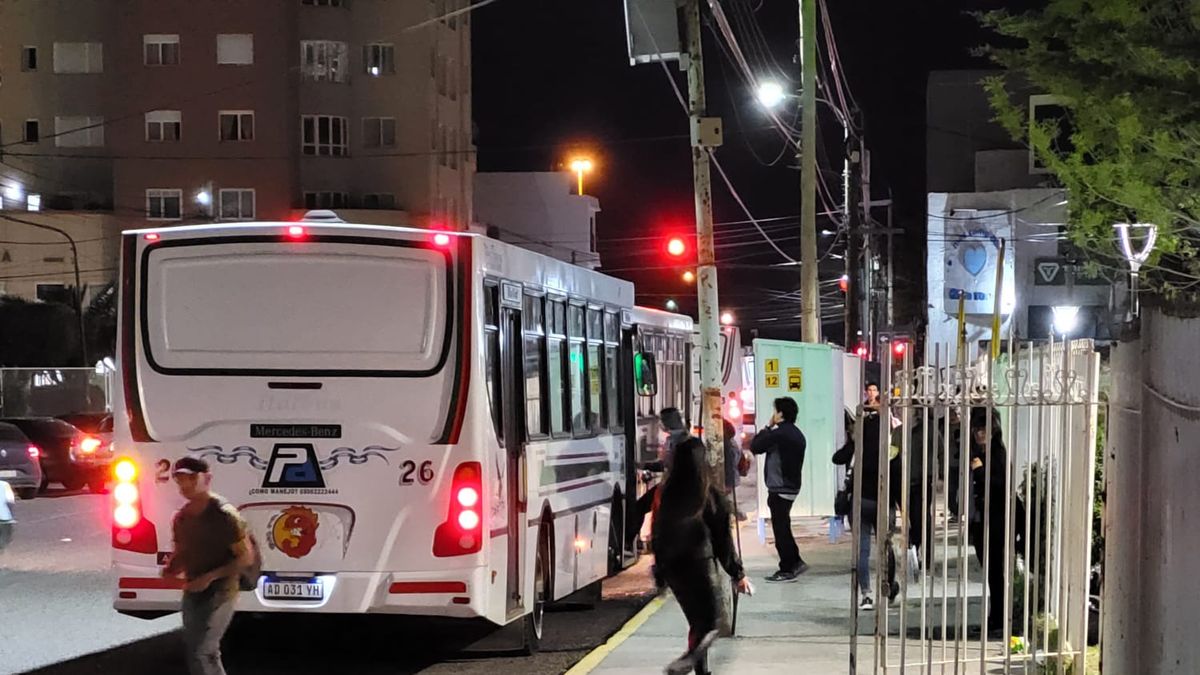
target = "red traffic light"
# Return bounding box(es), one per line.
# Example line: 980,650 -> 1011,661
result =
854,344 -> 868,358
666,237 -> 687,257
892,341 -> 908,357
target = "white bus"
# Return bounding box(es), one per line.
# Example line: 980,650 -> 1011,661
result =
109,218 -> 689,650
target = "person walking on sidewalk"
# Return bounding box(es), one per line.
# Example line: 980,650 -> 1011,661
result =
833,409 -> 898,611
652,437 -> 751,675
161,457 -> 256,675
750,397 -> 808,582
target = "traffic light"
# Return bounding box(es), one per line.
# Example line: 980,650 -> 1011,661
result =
892,340 -> 908,358
854,344 -> 868,358
666,236 -> 687,258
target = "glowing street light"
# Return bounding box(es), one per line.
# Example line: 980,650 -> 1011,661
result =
756,81 -> 786,109
665,299 -> 679,312
1052,305 -> 1080,336
682,270 -> 695,284
720,311 -> 734,325
569,157 -> 594,196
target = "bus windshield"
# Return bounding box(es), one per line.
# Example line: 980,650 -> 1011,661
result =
143,240 -> 451,375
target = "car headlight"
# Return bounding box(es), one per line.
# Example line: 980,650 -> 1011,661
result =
1,482 -> 14,505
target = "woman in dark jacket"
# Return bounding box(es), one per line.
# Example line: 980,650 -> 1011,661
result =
652,437 -> 751,675
967,409 -> 1025,634
833,409 -> 899,610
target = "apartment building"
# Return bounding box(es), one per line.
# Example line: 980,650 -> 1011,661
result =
0,0 -> 472,300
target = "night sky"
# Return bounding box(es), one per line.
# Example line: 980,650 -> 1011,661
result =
472,1 -> 1011,341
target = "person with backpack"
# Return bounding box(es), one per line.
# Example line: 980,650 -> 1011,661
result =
161,457 -> 257,675
652,437 -> 752,675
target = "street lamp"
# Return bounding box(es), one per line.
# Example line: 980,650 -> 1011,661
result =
756,81 -> 786,109
1052,305 -> 1080,336
665,299 -> 679,312
720,311 -> 734,326
569,157 -> 594,196
682,270 -> 695,284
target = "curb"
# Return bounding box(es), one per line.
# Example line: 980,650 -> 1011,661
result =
563,593 -> 668,675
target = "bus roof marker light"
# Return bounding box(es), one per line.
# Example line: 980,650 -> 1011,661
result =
144,233 -> 160,241
433,232 -> 452,247
287,225 -> 306,239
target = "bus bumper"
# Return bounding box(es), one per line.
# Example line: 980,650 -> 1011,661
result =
113,563 -> 490,620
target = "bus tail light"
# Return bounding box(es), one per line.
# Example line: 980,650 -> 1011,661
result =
80,436 -> 102,454
433,462 -> 483,557
111,458 -> 157,554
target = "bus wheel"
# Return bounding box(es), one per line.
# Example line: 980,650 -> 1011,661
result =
607,492 -> 624,576
522,529 -> 549,654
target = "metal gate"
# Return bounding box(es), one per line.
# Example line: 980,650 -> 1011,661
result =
849,337 -> 1100,674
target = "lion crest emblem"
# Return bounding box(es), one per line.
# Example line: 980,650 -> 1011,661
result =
269,506 -> 319,559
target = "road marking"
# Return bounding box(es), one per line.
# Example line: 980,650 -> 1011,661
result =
563,593 -> 667,675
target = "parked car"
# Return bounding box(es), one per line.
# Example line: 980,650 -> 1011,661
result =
0,418 -> 113,493
57,413 -> 114,454
0,480 -> 14,550
0,422 -> 43,499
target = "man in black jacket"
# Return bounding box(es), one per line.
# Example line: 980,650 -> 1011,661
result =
751,397 -> 808,582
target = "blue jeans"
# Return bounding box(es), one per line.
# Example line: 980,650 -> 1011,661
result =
857,499 -> 895,595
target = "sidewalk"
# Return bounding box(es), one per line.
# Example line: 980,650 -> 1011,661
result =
578,513 -> 862,674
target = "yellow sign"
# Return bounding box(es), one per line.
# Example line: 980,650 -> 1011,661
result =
787,367 -> 803,392
764,358 -> 779,374
765,374 -> 780,388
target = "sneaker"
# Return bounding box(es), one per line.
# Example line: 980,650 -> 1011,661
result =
764,570 -> 799,583
793,562 -> 811,576
859,595 -> 875,611
664,653 -> 694,675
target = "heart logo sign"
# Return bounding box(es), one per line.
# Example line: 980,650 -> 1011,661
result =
961,243 -> 988,277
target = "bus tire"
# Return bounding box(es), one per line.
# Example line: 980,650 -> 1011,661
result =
607,491 -> 624,576
521,527 -> 550,655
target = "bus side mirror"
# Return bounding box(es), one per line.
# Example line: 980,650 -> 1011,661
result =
635,352 -> 658,397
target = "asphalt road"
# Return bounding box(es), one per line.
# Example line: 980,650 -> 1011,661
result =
0,490 -> 656,675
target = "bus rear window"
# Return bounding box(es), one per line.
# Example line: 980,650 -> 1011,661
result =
143,240 -> 451,375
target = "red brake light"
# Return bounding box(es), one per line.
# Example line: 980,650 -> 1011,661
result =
144,232 -> 160,241
287,225 -> 306,239
27,445 -> 40,459
434,462 -> 483,557
80,436 -> 101,454
433,232 -> 452,247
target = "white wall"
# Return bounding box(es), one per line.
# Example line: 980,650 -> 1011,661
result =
926,188 -> 1109,363
474,172 -> 601,268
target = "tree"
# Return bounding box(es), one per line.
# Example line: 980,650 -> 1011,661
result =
0,295 -> 81,366
979,0 -> 1200,308
84,282 -> 117,362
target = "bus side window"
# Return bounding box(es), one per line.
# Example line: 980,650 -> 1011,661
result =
586,307 -> 604,434
604,310 -> 621,431
567,303 -> 587,436
484,283 -> 502,443
548,299 -> 568,436
523,294 -> 547,439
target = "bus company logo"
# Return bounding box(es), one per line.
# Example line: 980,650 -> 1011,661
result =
263,444 -> 326,489
268,506 -> 319,559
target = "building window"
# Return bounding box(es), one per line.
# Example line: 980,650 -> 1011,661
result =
54,116 -> 104,147
145,110 -> 181,142
363,43 -> 395,76
302,0 -> 345,5
301,115 -> 349,156
21,46 -> 37,71
53,42 -> 103,73
300,40 -> 349,83
216,34 -> 253,65
303,191 -> 349,209
143,34 -> 180,66
362,193 -> 396,209
219,111 -> 254,141
361,117 -> 396,149
146,189 -> 182,220
24,120 -> 39,143
218,189 -> 255,220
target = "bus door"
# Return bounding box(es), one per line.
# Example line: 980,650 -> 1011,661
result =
498,282 -> 527,619
620,320 -> 637,566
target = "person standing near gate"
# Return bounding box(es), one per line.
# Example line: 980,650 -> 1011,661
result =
968,409 -> 1025,636
750,397 -> 808,581
162,457 -> 255,675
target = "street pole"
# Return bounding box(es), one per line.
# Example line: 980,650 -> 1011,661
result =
843,130 -> 862,350
799,0 -> 820,343
683,0 -> 724,480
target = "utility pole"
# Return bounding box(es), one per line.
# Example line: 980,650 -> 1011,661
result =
683,0 -> 724,479
843,131 -> 862,350
799,0 -> 820,343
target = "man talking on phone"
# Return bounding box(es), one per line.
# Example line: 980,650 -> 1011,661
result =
750,397 -> 808,582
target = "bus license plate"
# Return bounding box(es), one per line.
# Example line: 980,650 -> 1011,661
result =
263,580 -> 323,601
0,470 -> 17,478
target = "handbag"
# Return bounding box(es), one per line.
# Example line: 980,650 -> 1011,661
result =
834,471 -> 853,517
737,451 -> 752,478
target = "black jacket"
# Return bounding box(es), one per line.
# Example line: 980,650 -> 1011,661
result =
652,487 -> 745,581
750,421 -> 805,496
832,411 -> 900,507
